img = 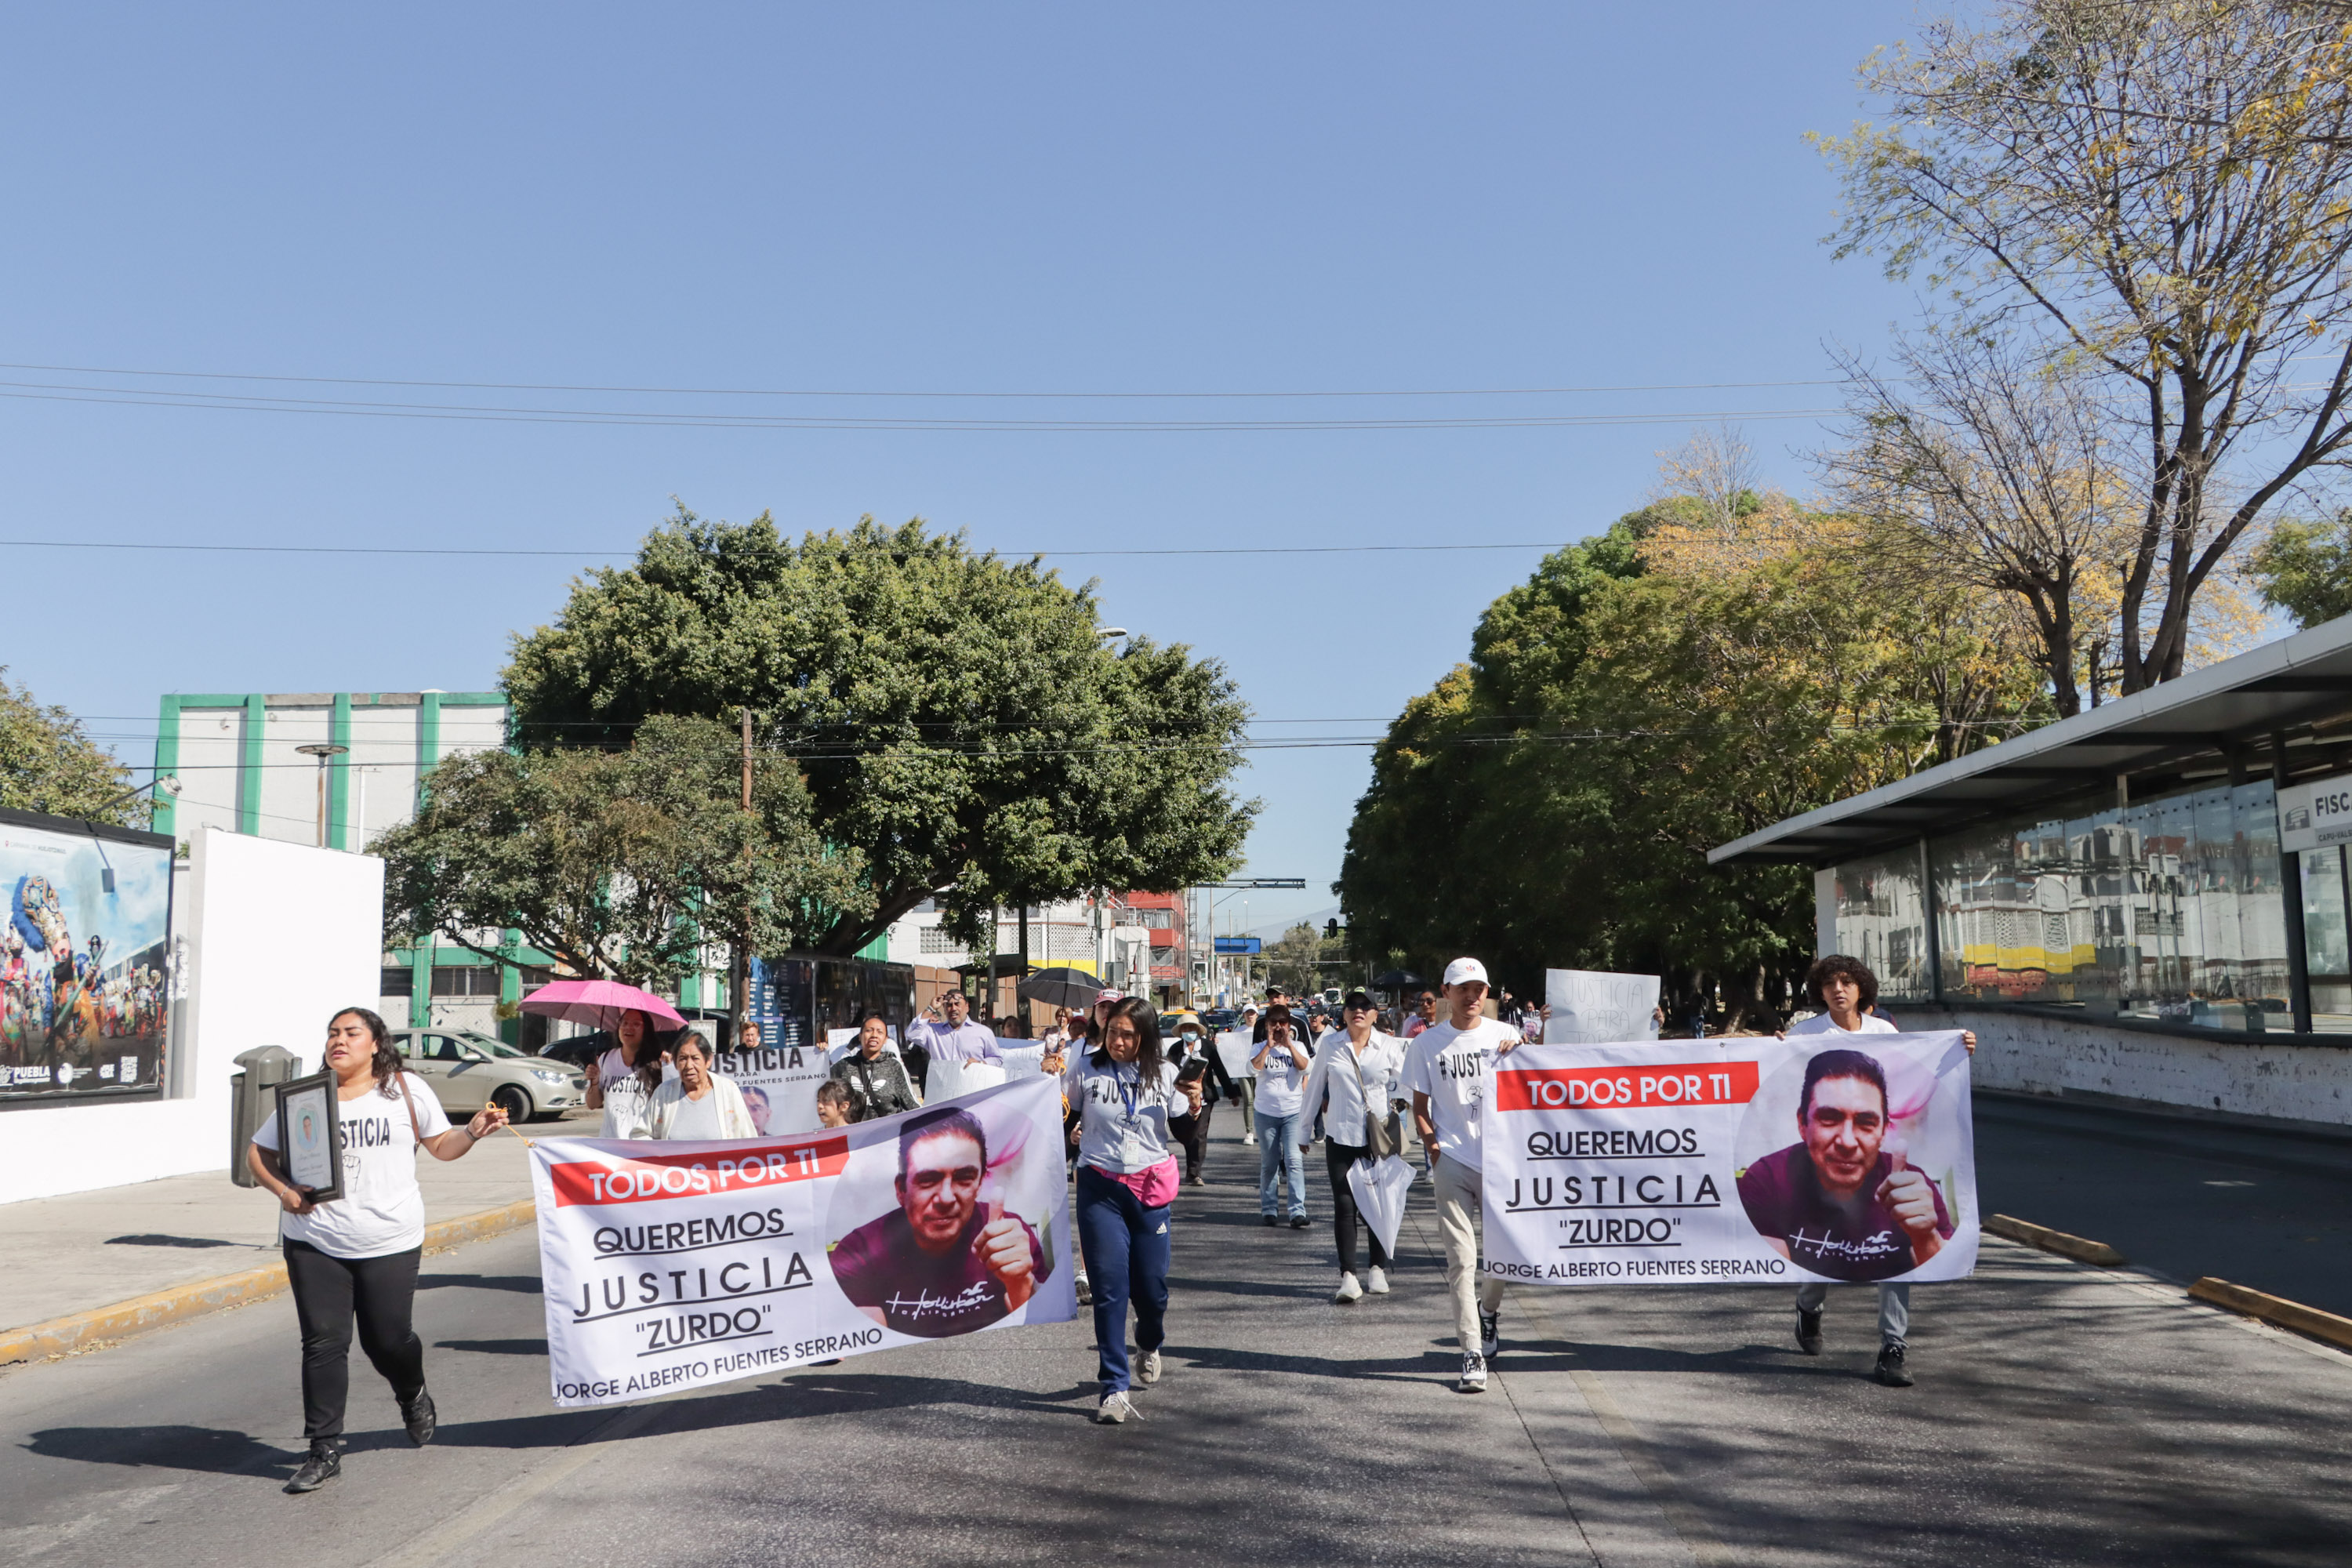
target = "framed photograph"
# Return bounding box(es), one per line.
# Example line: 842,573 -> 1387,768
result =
276,1071 -> 345,1204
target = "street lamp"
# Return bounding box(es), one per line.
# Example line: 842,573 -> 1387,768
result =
296,743 -> 350,848
85,771 -> 183,822
1097,627 -> 1128,639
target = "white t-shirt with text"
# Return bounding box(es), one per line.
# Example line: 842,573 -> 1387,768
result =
1399,1016 -> 1519,1175
596,1047 -> 679,1139
252,1071 -> 452,1258
1250,1034 -> 1312,1120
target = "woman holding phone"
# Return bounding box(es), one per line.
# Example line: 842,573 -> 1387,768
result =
1065,996 -> 1203,1423
248,1007 -> 506,1494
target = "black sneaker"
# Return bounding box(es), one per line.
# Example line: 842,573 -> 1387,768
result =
1795,1308 -> 1824,1356
284,1439 -> 342,1494
401,1388 -> 437,1446
1873,1341 -> 1914,1387
1288,1214 -> 1312,1229
1262,1214 -> 1278,1227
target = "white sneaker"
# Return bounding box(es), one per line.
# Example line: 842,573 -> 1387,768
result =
1138,1348 -> 1162,1385
1457,1352 -> 1488,1392
1076,1272 -> 1092,1305
1366,1266 -> 1389,1295
1095,1390 -> 1137,1424
1332,1272 -> 1363,1304
1479,1309 -> 1501,1359
1243,1134 -> 1258,1145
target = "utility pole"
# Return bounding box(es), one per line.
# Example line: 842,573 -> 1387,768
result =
731,708 -> 754,1042
296,744 -> 348,848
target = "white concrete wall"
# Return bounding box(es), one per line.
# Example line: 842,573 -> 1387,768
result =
1907,1003 -> 2352,1128
0,828 -> 386,1203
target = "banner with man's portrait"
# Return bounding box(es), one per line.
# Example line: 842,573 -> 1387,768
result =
1480,1034 -> 1978,1288
528,1074 -> 1076,1408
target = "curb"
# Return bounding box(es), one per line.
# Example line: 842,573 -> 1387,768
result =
0,1197 -> 537,1368
2188,1276 -> 2352,1353
1984,1213 -> 2127,1267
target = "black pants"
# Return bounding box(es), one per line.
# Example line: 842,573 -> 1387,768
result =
1168,1098 -> 1215,1178
284,1240 -> 426,1440
1326,1140 -> 1391,1275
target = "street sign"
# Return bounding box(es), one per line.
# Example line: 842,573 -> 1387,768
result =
1214,936 -> 1261,955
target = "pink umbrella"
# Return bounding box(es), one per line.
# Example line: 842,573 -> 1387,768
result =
518,978 -> 685,1029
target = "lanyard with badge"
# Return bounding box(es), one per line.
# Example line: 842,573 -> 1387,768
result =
1113,1062 -> 1145,1127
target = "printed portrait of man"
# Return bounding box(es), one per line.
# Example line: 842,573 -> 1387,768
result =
740,1084 -> 772,1135
827,1106 -> 1048,1338
1736,1047 -> 1953,1281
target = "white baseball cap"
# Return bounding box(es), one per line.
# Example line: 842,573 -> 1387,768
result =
1443,956 -> 1490,988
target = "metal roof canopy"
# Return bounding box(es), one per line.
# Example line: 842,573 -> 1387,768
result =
1709,613 -> 2352,869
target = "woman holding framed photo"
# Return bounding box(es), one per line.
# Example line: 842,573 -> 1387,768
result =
248,1007 -> 507,1495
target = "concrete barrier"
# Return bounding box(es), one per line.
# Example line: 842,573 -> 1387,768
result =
1984,1213 -> 2128,1267
2188,1276 -> 2352,1353
0,1197 -> 537,1367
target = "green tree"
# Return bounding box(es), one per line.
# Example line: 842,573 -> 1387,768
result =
375,716 -> 867,989
503,510 -> 1256,954
0,669 -> 137,825
1339,504 -> 2049,1029
2251,513 -> 2352,630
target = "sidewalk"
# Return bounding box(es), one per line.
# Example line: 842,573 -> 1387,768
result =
0,1109 -> 585,1335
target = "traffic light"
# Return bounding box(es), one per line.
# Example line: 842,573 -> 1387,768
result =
1324,918 -> 1342,939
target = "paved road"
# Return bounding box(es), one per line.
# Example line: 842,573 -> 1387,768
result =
5,1118 -> 2350,1567
1976,1091 -> 2352,1317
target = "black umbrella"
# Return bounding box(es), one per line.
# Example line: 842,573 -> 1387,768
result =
1017,967 -> 1112,1010
535,1029 -> 611,1067
1371,969 -> 1425,989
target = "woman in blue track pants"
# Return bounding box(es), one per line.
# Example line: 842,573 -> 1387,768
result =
1064,996 -> 1203,1424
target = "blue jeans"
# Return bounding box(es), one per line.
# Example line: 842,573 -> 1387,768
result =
1075,1164 -> 1171,1393
1257,1112 -> 1305,1217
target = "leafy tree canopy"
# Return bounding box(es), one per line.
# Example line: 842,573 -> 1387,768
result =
0,669 -> 137,826
503,510 -> 1256,954
2251,513 -> 2352,631
375,715 -> 868,989
1338,500 -> 2049,1029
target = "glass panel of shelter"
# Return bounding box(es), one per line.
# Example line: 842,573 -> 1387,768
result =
1832,777 -> 2297,1030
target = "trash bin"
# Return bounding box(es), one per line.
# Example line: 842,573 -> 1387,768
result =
229,1045 -> 300,1187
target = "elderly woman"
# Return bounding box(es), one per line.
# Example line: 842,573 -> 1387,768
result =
647,1031 -> 759,1139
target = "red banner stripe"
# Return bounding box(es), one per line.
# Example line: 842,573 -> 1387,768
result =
1494,1061 -> 1759,1112
547,1135 -> 851,1208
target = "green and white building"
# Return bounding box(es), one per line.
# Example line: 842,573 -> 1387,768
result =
147,690 -> 731,1040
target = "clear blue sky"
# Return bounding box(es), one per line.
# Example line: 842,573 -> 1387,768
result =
1,3 -> 1927,937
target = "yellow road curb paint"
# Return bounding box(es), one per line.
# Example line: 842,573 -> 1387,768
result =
1984,1213 -> 2127,1267
2188,1276 -> 2352,1353
0,1197 -> 537,1367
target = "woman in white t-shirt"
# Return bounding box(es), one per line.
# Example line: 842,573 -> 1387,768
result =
1775,955 -> 1973,1389
583,1007 -> 673,1138
1063,996 -> 1202,1424
1250,1005 -> 1312,1226
248,1006 -> 506,1494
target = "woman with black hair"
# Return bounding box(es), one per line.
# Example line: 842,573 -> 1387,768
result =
1063,996 -> 1202,1423
248,1007 -> 508,1494
583,1007 -> 672,1138
1777,955 -> 1973,1388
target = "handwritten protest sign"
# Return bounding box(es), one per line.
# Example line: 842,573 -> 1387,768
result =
1481,1034 -> 1977,1287
1542,969 -> 1661,1045
530,1075 -> 1075,1407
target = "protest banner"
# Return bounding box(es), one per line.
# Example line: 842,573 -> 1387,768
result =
713,1031 -> 834,1137
1481,1034 -> 1977,1287
528,1075 -> 1076,1408
926,1056 -> 1009,1100
1542,969 -> 1660,1045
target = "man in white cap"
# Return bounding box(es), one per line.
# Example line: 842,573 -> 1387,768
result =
1400,956 -> 1523,1393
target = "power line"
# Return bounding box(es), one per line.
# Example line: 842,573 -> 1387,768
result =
0,359 -> 1850,401
0,382 -> 1841,433
0,537 -> 1574,559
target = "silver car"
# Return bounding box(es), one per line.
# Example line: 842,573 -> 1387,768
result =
390,1027 -> 585,1123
